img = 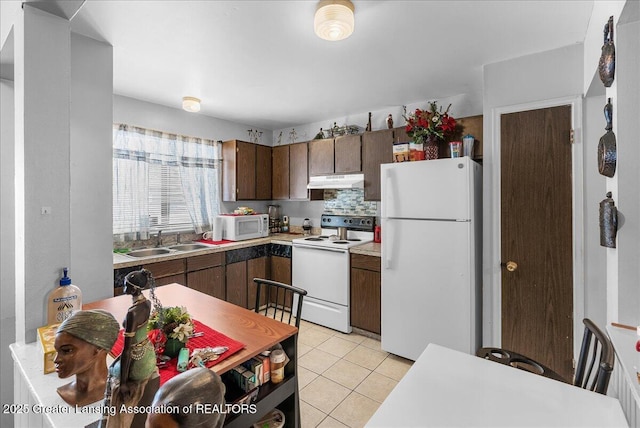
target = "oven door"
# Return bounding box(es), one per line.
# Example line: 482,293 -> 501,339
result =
292,244 -> 351,332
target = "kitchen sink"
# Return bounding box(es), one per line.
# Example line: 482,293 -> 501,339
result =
168,243 -> 210,252
127,248 -> 172,258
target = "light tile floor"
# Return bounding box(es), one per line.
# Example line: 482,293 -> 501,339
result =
295,319 -> 413,428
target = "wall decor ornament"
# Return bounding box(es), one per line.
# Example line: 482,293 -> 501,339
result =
598,98 -> 617,177
598,16 -> 615,87
599,192 -> 618,248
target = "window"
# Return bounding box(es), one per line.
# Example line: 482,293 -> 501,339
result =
113,124 -> 221,240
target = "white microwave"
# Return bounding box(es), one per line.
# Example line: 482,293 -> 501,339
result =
220,213 -> 269,241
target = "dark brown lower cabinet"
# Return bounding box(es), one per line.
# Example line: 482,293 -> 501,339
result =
186,252 -> 225,300
227,256 -> 270,309
270,255 -> 292,308
350,254 -> 381,334
248,256 -> 270,309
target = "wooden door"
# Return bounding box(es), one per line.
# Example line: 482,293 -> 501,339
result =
363,129 -> 394,200
272,145 -> 290,200
500,105 -> 573,381
334,134 -> 361,173
289,143 -> 309,200
309,138 -> 334,176
255,144 -> 272,200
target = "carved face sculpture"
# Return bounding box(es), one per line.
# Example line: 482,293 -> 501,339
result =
144,412 -> 179,428
53,332 -> 102,379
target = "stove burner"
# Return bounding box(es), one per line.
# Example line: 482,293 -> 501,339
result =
347,238 -> 361,242
305,237 -> 324,241
318,235 -> 330,238
333,241 -> 349,244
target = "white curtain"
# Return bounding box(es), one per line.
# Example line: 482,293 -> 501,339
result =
175,135 -> 221,234
113,124 -> 221,240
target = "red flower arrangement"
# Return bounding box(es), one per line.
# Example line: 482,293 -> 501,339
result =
404,101 -> 457,143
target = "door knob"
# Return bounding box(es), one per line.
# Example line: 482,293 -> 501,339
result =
501,261 -> 518,272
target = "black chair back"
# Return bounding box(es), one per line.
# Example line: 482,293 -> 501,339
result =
477,347 -> 567,383
253,278 -> 307,328
573,318 -> 614,394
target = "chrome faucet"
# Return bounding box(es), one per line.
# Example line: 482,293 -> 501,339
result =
156,230 -> 163,247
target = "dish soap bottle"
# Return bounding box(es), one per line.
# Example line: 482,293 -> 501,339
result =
47,268 -> 82,325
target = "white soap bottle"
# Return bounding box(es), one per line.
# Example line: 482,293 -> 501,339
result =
47,268 -> 82,325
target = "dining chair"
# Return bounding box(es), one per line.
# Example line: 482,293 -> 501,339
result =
573,318 -> 614,395
476,347 -> 567,383
252,278 -> 307,328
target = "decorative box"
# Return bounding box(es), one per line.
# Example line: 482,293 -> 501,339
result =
37,323 -> 60,374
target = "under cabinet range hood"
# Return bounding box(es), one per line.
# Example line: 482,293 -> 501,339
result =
307,174 -> 364,190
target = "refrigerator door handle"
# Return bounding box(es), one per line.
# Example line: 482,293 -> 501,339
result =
384,220 -> 393,269
381,168 -> 392,219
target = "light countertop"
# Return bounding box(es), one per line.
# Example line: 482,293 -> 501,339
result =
113,233 -> 301,269
114,234 -> 381,268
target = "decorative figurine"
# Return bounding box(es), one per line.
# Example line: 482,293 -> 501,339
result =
315,128 -> 325,139
276,131 -> 283,146
146,367 -> 227,428
598,16 -> 615,87
386,114 -> 394,129
53,310 -> 120,407
332,122 -> 340,137
102,269 -> 160,428
289,128 -> 297,144
366,112 -> 372,132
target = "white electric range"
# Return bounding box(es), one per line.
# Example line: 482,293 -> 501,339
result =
292,214 -> 375,333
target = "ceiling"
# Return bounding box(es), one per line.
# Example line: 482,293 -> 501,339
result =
22,1 -> 595,130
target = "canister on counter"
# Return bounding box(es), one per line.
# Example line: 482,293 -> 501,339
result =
270,349 -> 286,383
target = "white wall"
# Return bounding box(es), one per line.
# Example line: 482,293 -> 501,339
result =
15,5 -> 72,343
113,94 -> 273,144
615,2 -> 640,326
70,33 -> 114,303
0,78 -> 16,428
271,93 -> 482,146
583,92 -> 607,328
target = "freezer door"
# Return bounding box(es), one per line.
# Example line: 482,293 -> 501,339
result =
381,218 -> 478,360
381,158 -> 473,220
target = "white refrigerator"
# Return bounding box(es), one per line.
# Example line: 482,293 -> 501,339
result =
380,157 -> 482,361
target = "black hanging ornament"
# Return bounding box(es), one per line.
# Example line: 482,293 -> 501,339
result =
599,192 -> 618,248
598,16 -> 615,87
597,98 -> 617,177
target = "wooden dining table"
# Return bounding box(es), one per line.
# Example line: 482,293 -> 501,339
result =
85,283 -> 300,427
366,343 -> 629,427
84,283 -> 297,376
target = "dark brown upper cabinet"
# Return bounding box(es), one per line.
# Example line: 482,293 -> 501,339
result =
222,139 -> 271,201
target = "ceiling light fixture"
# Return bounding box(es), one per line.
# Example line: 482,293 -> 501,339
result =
314,0 -> 355,41
182,96 -> 201,113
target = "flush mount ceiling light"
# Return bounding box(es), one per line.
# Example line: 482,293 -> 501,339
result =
182,96 -> 201,113
314,0 -> 355,41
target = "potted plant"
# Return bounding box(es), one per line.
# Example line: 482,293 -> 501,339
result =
403,101 -> 457,160
147,306 -> 194,358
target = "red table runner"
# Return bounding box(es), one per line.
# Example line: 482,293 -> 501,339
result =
110,319 -> 245,385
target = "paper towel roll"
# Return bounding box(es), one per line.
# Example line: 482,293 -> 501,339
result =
213,216 -> 223,241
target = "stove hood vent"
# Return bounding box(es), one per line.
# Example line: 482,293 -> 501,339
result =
307,173 -> 364,190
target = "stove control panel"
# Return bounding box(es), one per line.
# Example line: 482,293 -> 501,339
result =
320,214 -> 375,231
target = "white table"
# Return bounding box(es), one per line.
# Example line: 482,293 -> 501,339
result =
366,343 -> 628,427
